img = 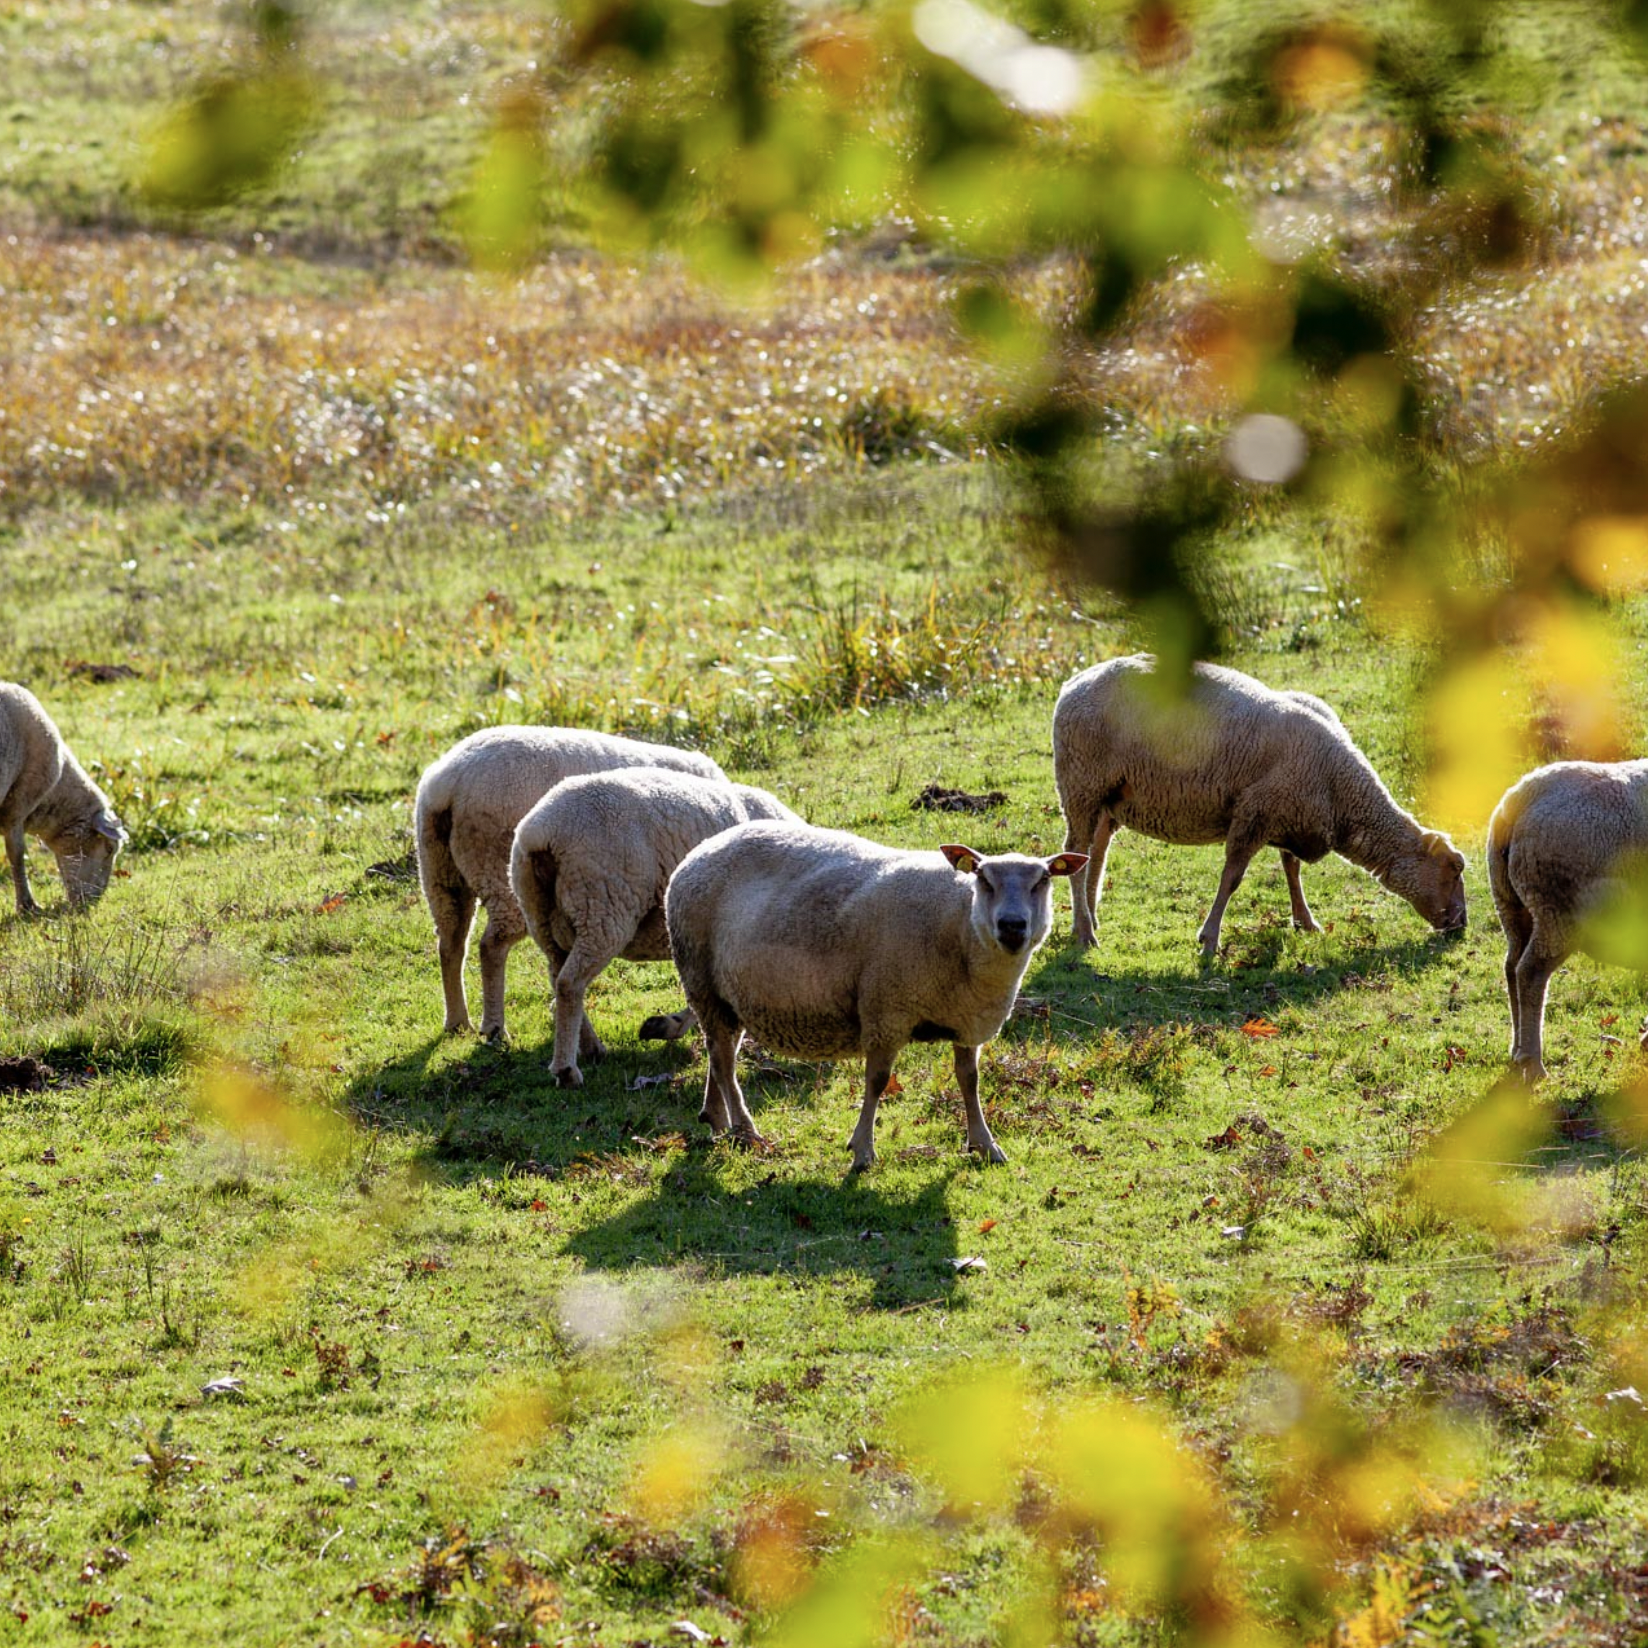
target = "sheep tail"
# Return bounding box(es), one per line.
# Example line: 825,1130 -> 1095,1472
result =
416,800 -> 467,922
515,843 -> 557,939
1484,806 -> 1517,916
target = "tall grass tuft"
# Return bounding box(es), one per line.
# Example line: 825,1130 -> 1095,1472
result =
0,914 -> 205,1072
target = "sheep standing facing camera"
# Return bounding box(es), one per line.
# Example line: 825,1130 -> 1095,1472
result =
665,823 -> 1086,1169
1488,759 -> 1648,1082
509,768 -> 801,1087
414,726 -> 725,1040
1052,654 -> 1467,956
0,683 -> 128,915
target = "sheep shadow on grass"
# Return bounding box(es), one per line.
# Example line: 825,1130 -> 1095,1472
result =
1032,921 -> 1468,1038
561,1154 -> 973,1312
344,1034 -> 984,1309
344,1027 -> 712,1172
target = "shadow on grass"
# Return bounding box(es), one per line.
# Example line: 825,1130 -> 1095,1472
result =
343,1034 -> 977,1308
1033,920 -> 1468,1034
563,1152 -> 969,1310
345,1027 -> 705,1164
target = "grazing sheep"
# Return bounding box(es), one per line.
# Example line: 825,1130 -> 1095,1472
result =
509,768 -> 801,1087
0,683 -> 127,915
414,727 -> 725,1040
666,823 -> 1086,1169
1487,759 -> 1648,1081
1052,654 -> 1467,956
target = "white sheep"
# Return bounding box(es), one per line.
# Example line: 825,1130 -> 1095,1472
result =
0,683 -> 127,915
1052,654 -> 1467,956
665,823 -> 1086,1168
414,726 -> 725,1040
509,767 -> 801,1087
1487,759 -> 1648,1081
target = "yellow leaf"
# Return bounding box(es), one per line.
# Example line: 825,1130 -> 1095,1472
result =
1408,1078 -> 1552,1234
1423,653 -> 1533,838
629,1422 -> 725,1526
1272,27 -> 1368,112
895,1369 -> 1030,1516
1522,600 -> 1630,761
1568,514 -> 1648,595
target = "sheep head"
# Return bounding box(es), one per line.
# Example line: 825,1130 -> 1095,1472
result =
52,811 -> 128,909
941,844 -> 1089,956
1385,830 -> 1467,932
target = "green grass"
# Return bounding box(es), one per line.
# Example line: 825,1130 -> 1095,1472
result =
1,471 -> 1645,1645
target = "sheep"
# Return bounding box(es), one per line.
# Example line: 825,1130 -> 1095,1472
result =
0,683 -> 128,915
665,823 -> 1087,1169
1487,759 -> 1648,1082
414,727 -> 725,1040
509,768 -> 802,1087
1052,654 -> 1467,957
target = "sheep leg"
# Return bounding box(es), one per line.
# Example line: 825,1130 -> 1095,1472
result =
1280,851 -> 1321,933
1198,832 -> 1263,956
1065,810 -> 1115,948
1498,897 -> 1534,1063
955,1043 -> 1006,1165
549,940 -> 611,1089
703,1011 -> 763,1146
3,822 -> 39,917
846,1051 -> 897,1171
476,905 -> 523,1043
1511,933 -> 1562,1083
699,1064 -> 730,1133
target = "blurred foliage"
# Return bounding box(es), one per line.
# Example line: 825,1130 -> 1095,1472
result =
139,2 -> 315,209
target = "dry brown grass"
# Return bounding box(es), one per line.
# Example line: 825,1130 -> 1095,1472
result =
0,232 -> 1003,518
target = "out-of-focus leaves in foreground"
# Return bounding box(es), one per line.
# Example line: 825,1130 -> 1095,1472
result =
139,4 -> 315,210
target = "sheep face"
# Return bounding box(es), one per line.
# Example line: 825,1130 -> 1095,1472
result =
52,813 -> 127,909
941,845 -> 1089,956
1386,831 -> 1467,932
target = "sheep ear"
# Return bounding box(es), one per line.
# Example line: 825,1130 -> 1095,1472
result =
940,844 -> 982,875
93,813 -> 127,845
1422,830 -> 1457,862
1045,853 -> 1088,878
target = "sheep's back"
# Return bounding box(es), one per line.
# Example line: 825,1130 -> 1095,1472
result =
1054,657 -> 1332,844
1494,761 -> 1648,919
419,727 -> 722,821
0,684 -> 65,818
732,784 -> 802,826
668,825 -> 968,1057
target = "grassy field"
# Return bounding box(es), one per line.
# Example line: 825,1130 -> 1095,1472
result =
3,4 -> 1648,1647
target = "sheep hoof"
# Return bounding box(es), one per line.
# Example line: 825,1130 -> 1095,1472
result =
442,1019 -> 472,1036
733,1126 -> 766,1151
480,1025 -> 510,1046
1511,1058 -> 1547,1086
969,1139 -> 1007,1165
1293,917 -> 1322,934
551,1065 -> 583,1089
849,1149 -> 876,1172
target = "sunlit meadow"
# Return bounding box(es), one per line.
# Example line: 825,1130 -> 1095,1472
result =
2,3 -> 1648,1646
